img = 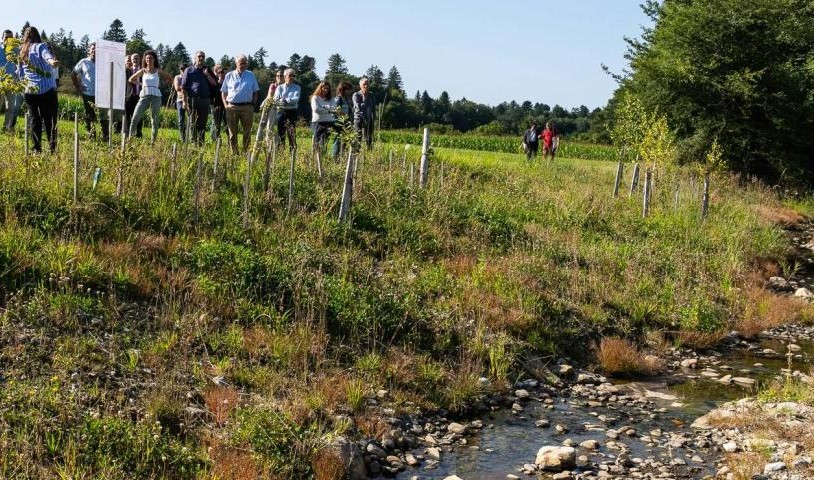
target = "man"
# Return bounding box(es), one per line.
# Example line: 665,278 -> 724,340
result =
71,42 -> 108,140
522,121 -> 540,161
210,64 -> 226,142
221,55 -> 259,154
181,51 -> 218,145
173,63 -> 188,143
1,29 -> 22,133
352,77 -> 376,149
125,52 -> 143,138
272,68 -> 300,151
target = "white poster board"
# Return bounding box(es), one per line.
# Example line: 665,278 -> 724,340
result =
94,39 -> 126,110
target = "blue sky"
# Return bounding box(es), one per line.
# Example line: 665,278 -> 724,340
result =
13,1 -> 649,109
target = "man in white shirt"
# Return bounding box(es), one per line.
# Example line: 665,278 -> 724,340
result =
220,55 -> 259,154
272,68 -> 300,151
71,43 -> 108,140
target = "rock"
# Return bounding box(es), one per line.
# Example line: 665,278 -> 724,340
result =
448,422 -> 467,434
732,377 -> 756,387
722,441 -> 738,453
788,343 -> 802,352
511,402 -> 524,413
506,475 -> 520,480
644,390 -> 677,401
763,462 -> 786,473
535,419 -> 551,428
794,288 -> 814,298
718,374 -> 733,384
404,453 -> 419,466
555,424 -> 568,434
366,442 -> 387,460
671,457 -> 686,466
552,473 -> 573,480
442,476 -> 464,480
535,446 -> 577,471
680,358 -> 698,369
515,389 -> 530,399
700,370 -> 720,378
329,436 -> 368,480
692,408 -> 736,429
386,455 -> 404,468
559,364 -> 575,378
769,277 -> 790,290
426,447 -> 441,461
580,439 -> 600,451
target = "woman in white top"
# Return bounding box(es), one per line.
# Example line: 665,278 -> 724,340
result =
310,81 -> 337,153
128,50 -> 173,143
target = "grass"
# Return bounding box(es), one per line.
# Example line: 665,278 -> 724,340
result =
0,116 -> 811,477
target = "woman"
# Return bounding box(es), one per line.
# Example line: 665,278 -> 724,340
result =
331,81 -> 353,160
128,50 -> 172,143
18,26 -> 59,153
310,81 -> 336,153
542,121 -> 559,161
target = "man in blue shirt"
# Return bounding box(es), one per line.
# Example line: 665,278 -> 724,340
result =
1,29 -> 23,133
221,55 -> 259,154
71,43 -> 108,141
272,68 -> 300,151
181,51 -> 218,145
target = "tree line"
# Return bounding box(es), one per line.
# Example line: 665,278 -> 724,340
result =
19,19 -> 610,141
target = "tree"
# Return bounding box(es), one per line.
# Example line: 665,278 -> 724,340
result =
78,35 -> 90,58
288,53 -> 302,73
219,55 -> 234,71
126,28 -> 152,55
251,47 -> 268,70
299,55 -> 316,73
103,19 -> 127,43
365,65 -> 386,99
618,0 -> 814,182
386,66 -> 404,94
325,53 -> 348,76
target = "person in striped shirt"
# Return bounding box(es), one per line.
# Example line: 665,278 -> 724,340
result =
18,26 -> 59,154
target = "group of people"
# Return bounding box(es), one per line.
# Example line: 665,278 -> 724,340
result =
3,25 -> 380,157
523,121 -> 560,161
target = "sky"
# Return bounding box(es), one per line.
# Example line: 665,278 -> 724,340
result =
12,1 -> 650,109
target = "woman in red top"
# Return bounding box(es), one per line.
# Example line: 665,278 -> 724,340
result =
542,121 -> 559,161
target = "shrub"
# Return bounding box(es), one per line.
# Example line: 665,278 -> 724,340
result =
596,337 -> 664,376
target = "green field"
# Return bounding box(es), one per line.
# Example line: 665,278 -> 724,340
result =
0,120 -> 809,477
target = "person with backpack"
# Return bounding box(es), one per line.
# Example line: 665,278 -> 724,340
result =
522,121 -> 540,161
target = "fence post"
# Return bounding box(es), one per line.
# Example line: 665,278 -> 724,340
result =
194,152 -> 203,225
409,163 -> 415,189
24,111 -> 29,156
629,162 -> 640,195
613,161 -> 624,198
171,142 -> 177,185
338,151 -> 355,223
73,113 -> 80,202
315,149 -> 324,181
419,127 -> 430,189
643,167 -> 652,218
108,61 -> 113,148
242,152 -> 252,229
213,137 -> 221,188
287,148 -> 296,214
701,172 -> 710,219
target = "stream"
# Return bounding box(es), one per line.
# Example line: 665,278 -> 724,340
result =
395,332 -> 814,480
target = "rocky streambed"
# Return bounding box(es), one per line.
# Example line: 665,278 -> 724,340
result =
333,325 -> 813,480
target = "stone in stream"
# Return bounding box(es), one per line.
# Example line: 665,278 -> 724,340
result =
366,442 -> 387,460
555,424 -> 568,434
447,422 -> 466,434
788,343 -> 802,352
769,276 -> 790,290
732,377 -> 756,387
580,439 -> 600,451
514,389 -> 530,400
722,441 -> 738,453
680,358 -> 698,369
700,370 -> 720,378
327,436 -> 367,480
425,447 -> 441,460
763,461 -> 787,473
535,419 -> 551,428
558,364 -> 575,378
718,374 -> 733,384
535,446 -> 577,471
442,476 -> 464,480
506,475 -> 520,480
794,287 -> 814,298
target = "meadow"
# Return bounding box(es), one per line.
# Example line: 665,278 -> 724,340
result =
0,116 -> 810,478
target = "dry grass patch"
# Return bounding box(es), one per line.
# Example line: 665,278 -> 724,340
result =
756,205 -> 805,225
596,337 -> 665,376
724,452 -> 766,480
311,448 -> 345,480
737,286 -> 811,338
676,330 -> 728,349
210,445 -> 264,480
204,386 -> 240,426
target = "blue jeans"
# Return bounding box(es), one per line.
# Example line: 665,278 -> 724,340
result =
3,92 -> 22,132
176,101 -> 186,143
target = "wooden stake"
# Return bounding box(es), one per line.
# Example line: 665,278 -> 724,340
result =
170,142 -> 177,185
108,61 -> 113,148
242,152 -> 252,229
24,111 -> 29,156
213,137 -> 221,187
613,161 -> 623,198
419,127 -> 430,189
643,167 -> 652,218
315,149 -> 324,181
287,147 -> 296,213
73,113 -> 79,202
409,163 -> 415,189
194,152 -> 203,225
629,162 -> 640,195
338,151 -> 355,223
701,172 -> 710,219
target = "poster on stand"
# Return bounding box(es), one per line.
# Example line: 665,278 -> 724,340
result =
94,39 -> 126,110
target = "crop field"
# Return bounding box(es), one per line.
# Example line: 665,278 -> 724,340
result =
0,118 -> 810,478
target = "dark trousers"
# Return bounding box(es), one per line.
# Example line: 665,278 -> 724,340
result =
25,89 -> 58,153
187,97 -> 211,145
81,94 -> 109,140
354,117 -> 374,149
275,109 -> 298,151
211,104 -> 225,141
526,142 -> 539,160
124,94 -> 143,138
312,121 -> 336,151
176,101 -> 187,143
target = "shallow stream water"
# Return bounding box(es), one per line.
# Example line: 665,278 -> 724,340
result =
396,335 -> 813,480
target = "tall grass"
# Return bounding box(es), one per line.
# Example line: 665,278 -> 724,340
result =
0,118 -> 806,477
